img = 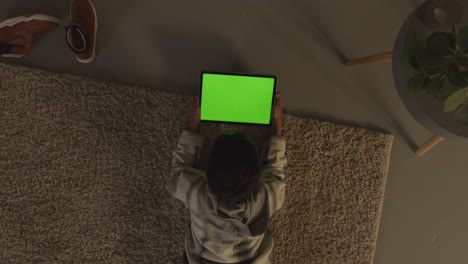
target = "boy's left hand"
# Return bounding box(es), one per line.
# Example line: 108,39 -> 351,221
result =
188,96 -> 201,133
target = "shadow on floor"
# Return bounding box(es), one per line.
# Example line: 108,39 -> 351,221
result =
245,0 -> 418,150
2,0 -> 68,19
91,0 -> 142,54
149,28 -> 250,95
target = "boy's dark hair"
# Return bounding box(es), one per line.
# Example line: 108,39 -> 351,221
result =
207,132 -> 260,203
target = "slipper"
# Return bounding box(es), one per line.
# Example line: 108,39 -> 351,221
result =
0,14 -> 60,57
66,0 -> 97,63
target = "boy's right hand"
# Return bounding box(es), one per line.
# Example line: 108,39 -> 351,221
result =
272,92 -> 283,136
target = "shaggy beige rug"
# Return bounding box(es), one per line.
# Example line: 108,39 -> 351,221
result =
0,62 -> 393,264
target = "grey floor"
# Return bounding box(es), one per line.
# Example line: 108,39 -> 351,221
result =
1,0 -> 467,263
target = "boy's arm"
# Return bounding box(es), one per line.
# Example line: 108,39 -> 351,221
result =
259,91 -> 287,217
259,135 -> 287,217
167,96 -> 204,207
166,130 -> 205,208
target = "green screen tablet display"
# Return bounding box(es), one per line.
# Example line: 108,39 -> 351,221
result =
200,73 -> 276,125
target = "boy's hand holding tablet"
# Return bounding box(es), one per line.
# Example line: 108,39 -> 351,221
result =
188,72 -> 282,135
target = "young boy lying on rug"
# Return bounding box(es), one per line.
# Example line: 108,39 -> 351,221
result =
166,92 -> 287,264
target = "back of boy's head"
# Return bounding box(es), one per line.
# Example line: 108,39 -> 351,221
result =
207,132 -> 260,203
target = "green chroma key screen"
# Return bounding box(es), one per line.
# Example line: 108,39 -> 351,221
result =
200,72 -> 277,125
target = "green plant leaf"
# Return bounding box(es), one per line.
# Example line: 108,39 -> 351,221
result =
409,56 -> 421,69
425,76 -> 445,96
407,31 -> 450,70
401,56 -> 413,69
444,87 -> 468,112
407,31 -> 425,70
418,50 -> 446,70
428,32 -> 455,56
455,103 -> 468,126
401,55 -> 421,70
457,26 -> 468,51
446,65 -> 468,87
407,73 -> 428,98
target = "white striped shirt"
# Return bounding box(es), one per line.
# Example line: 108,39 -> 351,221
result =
167,130 -> 287,264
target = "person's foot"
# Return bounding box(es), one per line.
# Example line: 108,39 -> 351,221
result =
0,14 -> 60,58
66,0 -> 97,63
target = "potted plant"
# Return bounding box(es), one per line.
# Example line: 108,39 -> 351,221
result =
405,23 -> 468,126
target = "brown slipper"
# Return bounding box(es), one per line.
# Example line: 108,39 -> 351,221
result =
0,14 -> 60,57
66,0 -> 97,63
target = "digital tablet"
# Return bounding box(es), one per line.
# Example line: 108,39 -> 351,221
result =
200,72 -> 277,125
